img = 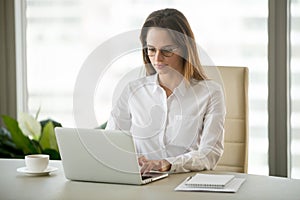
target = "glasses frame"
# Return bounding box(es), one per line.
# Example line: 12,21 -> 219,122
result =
146,46 -> 179,57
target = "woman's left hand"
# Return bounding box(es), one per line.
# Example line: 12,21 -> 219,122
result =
138,156 -> 171,174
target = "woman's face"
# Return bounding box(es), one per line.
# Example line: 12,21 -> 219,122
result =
146,28 -> 184,76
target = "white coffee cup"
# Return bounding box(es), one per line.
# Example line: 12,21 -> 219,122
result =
25,154 -> 49,172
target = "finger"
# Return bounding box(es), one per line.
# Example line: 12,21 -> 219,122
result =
142,162 -> 155,175
146,160 -> 163,173
140,162 -> 148,174
159,160 -> 171,172
138,156 -> 147,166
138,157 -> 143,166
141,161 -> 157,174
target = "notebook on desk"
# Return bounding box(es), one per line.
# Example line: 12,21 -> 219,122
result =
185,174 -> 235,188
55,128 -> 168,185
175,173 -> 245,193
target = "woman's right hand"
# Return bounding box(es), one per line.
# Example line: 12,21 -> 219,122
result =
138,156 -> 171,174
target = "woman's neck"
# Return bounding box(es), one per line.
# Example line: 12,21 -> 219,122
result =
158,73 -> 183,97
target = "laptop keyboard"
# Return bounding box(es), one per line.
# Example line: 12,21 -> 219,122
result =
141,175 -> 152,180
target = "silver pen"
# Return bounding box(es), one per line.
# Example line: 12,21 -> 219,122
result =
186,175 -> 193,182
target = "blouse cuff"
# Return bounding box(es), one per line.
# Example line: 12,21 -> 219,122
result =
165,157 -> 181,173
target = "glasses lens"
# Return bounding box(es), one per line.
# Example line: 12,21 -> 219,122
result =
161,49 -> 173,57
146,47 -> 177,57
147,47 -> 156,57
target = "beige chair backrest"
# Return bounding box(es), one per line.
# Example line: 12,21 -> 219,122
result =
205,66 -> 249,173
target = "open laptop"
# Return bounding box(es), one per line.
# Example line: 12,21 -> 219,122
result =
55,127 -> 168,185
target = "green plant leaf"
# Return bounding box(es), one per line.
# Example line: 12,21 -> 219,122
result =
96,121 -> 107,129
0,127 -> 24,158
0,127 -> 17,149
35,106 -> 41,120
40,119 -> 62,131
2,115 -> 39,154
42,148 -> 60,160
39,121 -> 59,152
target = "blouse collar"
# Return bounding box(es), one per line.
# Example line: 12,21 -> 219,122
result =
151,73 -> 188,97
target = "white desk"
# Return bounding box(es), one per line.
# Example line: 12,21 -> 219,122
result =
0,159 -> 300,200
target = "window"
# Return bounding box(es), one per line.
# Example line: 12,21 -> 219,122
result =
25,0 -> 268,175
291,0 -> 300,179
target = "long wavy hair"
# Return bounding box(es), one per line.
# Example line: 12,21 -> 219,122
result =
140,8 -> 207,81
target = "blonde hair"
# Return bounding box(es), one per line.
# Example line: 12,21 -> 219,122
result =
140,8 -> 207,81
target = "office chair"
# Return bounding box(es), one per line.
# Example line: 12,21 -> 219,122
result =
205,66 -> 249,173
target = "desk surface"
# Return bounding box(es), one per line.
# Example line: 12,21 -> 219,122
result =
1,159 -> 300,200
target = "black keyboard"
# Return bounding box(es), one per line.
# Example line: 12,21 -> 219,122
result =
141,175 -> 152,180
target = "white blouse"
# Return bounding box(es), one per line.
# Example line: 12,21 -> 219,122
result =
106,73 -> 226,173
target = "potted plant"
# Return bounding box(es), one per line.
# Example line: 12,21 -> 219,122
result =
0,111 -> 62,160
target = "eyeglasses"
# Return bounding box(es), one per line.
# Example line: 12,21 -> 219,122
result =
146,46 -> 179,57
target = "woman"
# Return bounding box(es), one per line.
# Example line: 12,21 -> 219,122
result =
106,8 -> 226,174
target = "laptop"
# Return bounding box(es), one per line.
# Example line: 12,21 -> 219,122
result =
55,127 -> 168,185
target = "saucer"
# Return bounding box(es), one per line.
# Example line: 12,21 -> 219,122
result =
17,166 -> 58,176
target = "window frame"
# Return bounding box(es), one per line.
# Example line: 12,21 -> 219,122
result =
268,0 -> 291,178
